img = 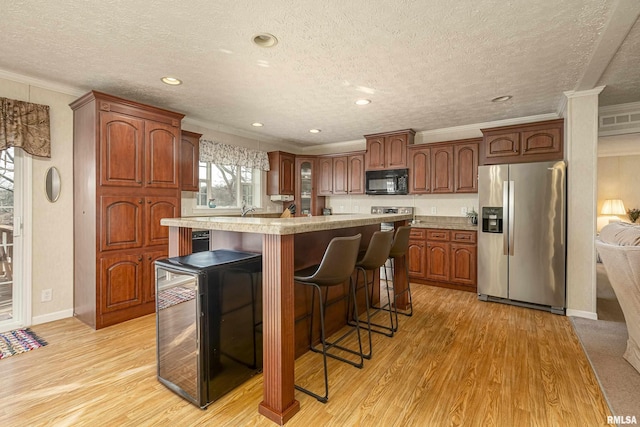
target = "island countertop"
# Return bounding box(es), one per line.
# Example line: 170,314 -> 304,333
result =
160,213 -> 413,235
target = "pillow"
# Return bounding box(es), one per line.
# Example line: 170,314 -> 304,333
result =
600,222 -> 640,246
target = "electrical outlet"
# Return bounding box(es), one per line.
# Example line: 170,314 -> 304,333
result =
431,206 -> 437,214
461,207 -> 468,215
41,289 -> 52,302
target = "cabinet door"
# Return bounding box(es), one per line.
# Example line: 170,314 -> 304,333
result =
408,147 -> 431,194
483,132 -> 521,162
431,146 -> 454,193
365,137 -> 386,170
280,153 -> 296,195
100,196 -> 143,251
521,127 -> 562,158
332,156 -> 348,195
146,121 -> 180,188
454,143 -> 478,193
450,244 -> 477,286
408,240 -> 426,279
180,131 -> 200,192
426,241 -> 450,282
99,112 -> 144,187
348,154 -> 364,194
145,196 -> 178,247
100,253 -> 143,313
385,133 -> 408,169
317,156 -> 333,196
143,249 -> 168,304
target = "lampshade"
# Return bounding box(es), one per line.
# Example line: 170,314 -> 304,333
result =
601,199 -> 626,215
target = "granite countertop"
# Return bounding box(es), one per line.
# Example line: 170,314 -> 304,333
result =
410,215 -> 478,231
161,213 -> 413,235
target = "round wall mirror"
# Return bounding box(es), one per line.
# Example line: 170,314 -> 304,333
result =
45,167 -> 61,202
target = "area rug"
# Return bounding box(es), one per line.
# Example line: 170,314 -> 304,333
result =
157,286 -> 195,310
0,328 -> 48,359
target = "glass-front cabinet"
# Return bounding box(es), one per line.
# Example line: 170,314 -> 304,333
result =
295,156 -> 325,217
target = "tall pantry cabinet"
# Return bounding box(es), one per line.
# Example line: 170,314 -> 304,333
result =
71,91 -> 184,329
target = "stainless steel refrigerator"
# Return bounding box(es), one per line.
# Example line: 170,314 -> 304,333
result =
477,160 -> 566,314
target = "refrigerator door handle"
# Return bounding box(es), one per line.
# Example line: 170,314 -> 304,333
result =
503,181 -> 509,256
508,180 -> 515,256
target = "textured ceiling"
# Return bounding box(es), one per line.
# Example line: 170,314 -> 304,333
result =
1,0 -> 638,146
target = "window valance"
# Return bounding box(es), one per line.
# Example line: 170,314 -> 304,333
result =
199,139 -> 270,171
0,97 -> 51,158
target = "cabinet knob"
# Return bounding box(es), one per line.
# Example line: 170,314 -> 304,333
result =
138,255 -> 143,261
138,199 -> 143,204
137,180 -> 142,184
148,256 -> 152,261
147,200 -> 152,204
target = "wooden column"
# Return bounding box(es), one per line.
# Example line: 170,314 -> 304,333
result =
258,234 -> 300,425
168,226 -> 192,257
393,219 -> 410,310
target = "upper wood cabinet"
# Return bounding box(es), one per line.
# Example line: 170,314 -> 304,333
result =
408,138 -> 479,194
180,130 -> 201,192
99,111 -> 180,189
364,129 -> 415,170
454,142 -> 478,193
267,151 -> 295,195
431,145 -> 454,193
480,119 -> 564,165
317,152 -> 365,196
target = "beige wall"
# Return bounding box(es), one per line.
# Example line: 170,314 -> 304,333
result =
597,154 -> 640,227
0,77 -> 77,323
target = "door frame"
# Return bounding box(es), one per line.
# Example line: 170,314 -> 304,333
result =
0,150 -> 31,332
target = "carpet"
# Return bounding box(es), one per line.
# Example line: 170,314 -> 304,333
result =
0,328 -> 48,359
570,264 -> 640,421
157,286 -> 195,310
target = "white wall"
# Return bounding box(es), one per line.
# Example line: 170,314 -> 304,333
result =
0,77 -> 77,323
597,153 -> 640,229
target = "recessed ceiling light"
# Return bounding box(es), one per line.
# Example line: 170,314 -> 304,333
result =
252,122 -> 264,127
355,99 -> 371,106
491,95 -> 512,103
161,76 -> 182,86
252,33 -> 278,48
309,129 -> 321,134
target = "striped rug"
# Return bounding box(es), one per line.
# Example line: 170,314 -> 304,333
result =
0,328 -> 48,359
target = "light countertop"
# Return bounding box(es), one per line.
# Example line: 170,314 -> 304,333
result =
161,213 -> 413,235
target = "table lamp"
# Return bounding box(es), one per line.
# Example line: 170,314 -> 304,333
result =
601,199 -> 626,222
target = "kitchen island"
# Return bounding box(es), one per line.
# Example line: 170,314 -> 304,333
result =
160,213 -> 412,425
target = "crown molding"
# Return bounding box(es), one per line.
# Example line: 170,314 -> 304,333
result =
599,100 -> 640,115
0,68 -> 85,97
563,86 -> 606,99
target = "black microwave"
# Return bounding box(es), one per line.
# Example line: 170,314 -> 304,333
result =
365,168 -> 409,195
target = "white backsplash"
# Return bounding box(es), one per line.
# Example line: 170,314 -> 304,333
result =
326,194 -> 479,217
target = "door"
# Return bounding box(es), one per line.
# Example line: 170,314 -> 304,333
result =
507,161 -> 566,307
477,164 -> 509,298
100,111 -> 144,187
348,154 -> 364,194
431,145 -> 453,193
408,147 -> 430,194
145,196 -> 178,247
426,242 -> 449,282
317,157 -> 333,196
332,156 -> 348,195
100,253 -> 143,313
100,196 -> 144,251
454,143 -> 478,193
450,244 -> 477,286
146,121 -> 180,189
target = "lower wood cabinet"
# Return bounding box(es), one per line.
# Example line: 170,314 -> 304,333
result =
408,227 -> 477,292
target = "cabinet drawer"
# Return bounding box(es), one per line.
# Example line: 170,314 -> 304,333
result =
409,228 -> 426,240
451,231 -> 477,244
426,229 -> 450,241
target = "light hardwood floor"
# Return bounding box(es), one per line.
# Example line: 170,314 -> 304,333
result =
0,285 -> 612,426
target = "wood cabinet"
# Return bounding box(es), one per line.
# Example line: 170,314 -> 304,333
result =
408,227 -> 477,292
480,119 -> 564,165
295,156 -> 325,216
364,129 -> 415,170
316,152 -> 365,196
180,130 -> 201,191
267,151 -> 295,195
71,91 -> 184,329
408,138 -> 479,194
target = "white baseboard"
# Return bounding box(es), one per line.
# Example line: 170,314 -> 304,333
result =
32,309 -> 74,326
566,309 -> 598,320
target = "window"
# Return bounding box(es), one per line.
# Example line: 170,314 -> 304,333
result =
196,162 -> 261,208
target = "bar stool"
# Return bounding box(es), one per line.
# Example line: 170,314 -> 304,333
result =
294,234 -> 363,403
389,226 -> 413,318
349,230 -> 395,356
